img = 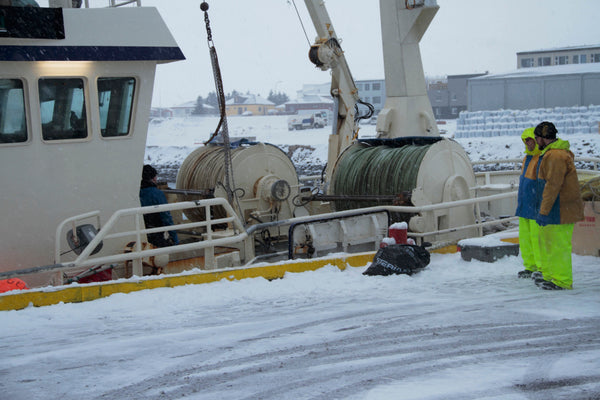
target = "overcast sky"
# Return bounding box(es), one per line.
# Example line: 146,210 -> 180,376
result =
135,0 -> 600,107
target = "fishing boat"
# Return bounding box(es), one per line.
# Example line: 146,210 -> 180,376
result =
1,0 -> 598,310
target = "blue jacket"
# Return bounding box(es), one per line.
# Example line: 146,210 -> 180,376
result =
139,180 -> 179,244
515,128 -> 541,220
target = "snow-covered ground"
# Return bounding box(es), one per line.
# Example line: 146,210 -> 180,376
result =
1,253 -> 600,399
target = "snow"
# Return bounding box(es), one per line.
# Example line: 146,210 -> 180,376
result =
470,63 -> 600,80
458,235 -> 515,247
455,104 -> 600,138
1,253 -> 599,399
380,237 -> 396,246
389,222 -> 408,229
144,114 -> 600,180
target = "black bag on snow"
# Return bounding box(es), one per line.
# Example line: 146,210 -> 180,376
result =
363,244 -> 430,276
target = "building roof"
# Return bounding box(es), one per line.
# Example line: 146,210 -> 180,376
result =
355,78 -> 385,83
286,94 -> 333,105
470,63 -> 600,80
172,100 -> 196,109
517,44 -> 600,55
226,94 -> 274,106
447,73 -> 488,79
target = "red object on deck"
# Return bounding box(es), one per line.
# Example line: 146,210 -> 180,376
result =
389,225 -> 408,244
0,278 -> 29,293
77,269 -> 113,284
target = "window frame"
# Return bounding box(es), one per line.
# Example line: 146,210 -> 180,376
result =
38,76 -> 91,143
97,76 -> 137,139
538,56 -> 551,66
0,77 -> 30,146
520,58 -> 534,68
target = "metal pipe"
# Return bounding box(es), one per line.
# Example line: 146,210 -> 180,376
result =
312,194 -> 411,203
162,188 -> 215,197
408,216 -> 519,238
0,263 -> 67,280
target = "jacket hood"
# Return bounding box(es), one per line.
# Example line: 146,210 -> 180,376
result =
521,127 -> 541,155
541,138 -> 570,154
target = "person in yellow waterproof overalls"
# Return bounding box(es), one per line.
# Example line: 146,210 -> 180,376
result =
534,121 -> 584,290
514,127 -> 542,279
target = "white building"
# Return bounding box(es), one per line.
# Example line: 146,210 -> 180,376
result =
517,44 -> 600,69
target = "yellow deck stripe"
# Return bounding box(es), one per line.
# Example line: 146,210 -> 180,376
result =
0,238 -> 519,312
0,252 -> 375,311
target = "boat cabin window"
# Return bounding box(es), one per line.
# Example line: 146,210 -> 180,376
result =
0,79 -> 27,144
98,77 -> 136,137
39,78 -> 88,141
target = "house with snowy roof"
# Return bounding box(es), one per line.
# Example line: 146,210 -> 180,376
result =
170,100 -> 196,118
283,93 -> 334,114
169,100 -> 216,117
225,94 -> 275,116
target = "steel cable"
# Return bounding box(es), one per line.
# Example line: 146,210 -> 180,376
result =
331,144 -> 431,211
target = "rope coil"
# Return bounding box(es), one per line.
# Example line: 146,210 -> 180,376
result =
176,146 -> 246,222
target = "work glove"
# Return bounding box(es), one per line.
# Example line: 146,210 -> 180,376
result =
536,214 -> 551,227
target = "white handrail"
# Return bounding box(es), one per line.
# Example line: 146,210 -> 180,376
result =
4,190 -> 523,281
56,198 -> 248,271
58,191 -> 519,270
55,210 -> 101,263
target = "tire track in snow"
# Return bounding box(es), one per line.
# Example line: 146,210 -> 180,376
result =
94,317 -> 600,400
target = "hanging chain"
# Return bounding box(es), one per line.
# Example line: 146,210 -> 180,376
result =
201,2 -> 235,206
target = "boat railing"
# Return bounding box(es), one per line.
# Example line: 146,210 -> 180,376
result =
66,191 -> 519,268
472,156 -> 600,171
471,156 -> 600,187
0,190 -> 522,283
381,191 -> 519,240
53,197 -> 251,277
244,190 -> 520,258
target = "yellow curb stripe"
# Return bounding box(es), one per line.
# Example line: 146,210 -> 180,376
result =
0,252 -> 376,311
1,242 -> 485,312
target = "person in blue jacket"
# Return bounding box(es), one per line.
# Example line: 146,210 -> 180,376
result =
139,165 -> 179,247
514,127 -> 542,279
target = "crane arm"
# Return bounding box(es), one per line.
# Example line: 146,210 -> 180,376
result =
303,0 -> 360,184
377,0 -> 439,137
